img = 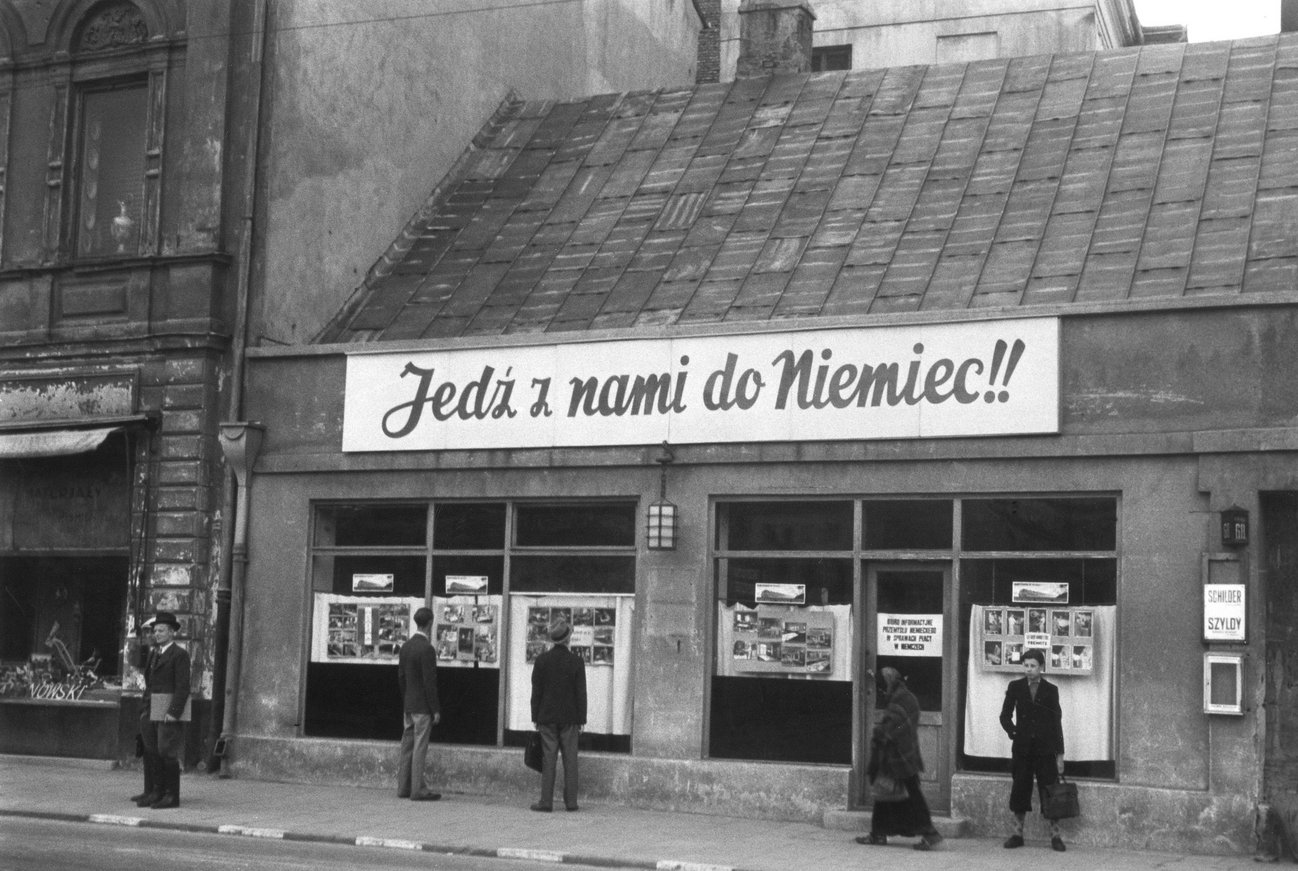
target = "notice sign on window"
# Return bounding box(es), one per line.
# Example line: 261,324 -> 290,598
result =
877,614 -> 943,657
1204,584 -> 1246,642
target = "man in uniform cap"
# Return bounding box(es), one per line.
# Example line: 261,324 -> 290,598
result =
529,620 -> 586,812
138,612 -> 190,809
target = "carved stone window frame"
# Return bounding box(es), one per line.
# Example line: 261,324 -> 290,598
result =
40,0 -> 174,265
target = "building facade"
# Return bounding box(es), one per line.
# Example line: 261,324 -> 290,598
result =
714,0 -> 1145,80
230,7 -> 1298,855
0,0 -> 703,767
0,0 -> 256,764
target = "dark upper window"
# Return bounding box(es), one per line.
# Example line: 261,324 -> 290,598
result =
74,80 -> 148,258
811,45 -> 852,71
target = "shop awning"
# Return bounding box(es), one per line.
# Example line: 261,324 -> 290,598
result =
0,414 -> 156,459
0,426 -> 122,459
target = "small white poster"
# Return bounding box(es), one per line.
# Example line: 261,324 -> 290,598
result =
877,613 -> 943,657
1204,584 -> 1246,642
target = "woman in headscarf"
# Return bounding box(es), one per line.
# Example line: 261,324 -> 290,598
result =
854,667 -> 944,850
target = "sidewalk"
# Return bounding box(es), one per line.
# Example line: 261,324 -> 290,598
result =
0,754 -> 1268,870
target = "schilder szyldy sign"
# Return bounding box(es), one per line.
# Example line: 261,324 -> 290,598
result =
342,318 -> 1059,452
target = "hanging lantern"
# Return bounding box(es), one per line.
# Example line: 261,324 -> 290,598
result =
646,441 -> 678,550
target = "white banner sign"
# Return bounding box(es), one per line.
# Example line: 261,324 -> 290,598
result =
343,318 -> 1059,452
877,613 -> 943,657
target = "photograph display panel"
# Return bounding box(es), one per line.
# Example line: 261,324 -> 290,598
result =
432,594 -> 503,668
716,603 -> 852,681
310,594 -> 423,664
505,593 -> 635,735
976,604 -> 1095,675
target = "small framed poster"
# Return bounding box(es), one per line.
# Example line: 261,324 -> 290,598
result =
754,583 -> 806,605
1012,581 -> 1069,605
352,573 -> 394,593
1204,651 -> 1244,715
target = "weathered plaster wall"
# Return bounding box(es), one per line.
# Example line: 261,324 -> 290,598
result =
253,0 -> 699,346
719,0 -> 1122,78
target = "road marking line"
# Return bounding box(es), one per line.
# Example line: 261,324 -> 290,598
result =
498,847 -> 564,862
356,836 -> 424,850
89,814 -> 143,826
218,824 -> 286,839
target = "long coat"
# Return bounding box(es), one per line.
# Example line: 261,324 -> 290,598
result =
530,643 -> 587,726
999,676 -> 1064,756
397,632 -> 440,716
869,681 -> 923,780
146,643 -> 191,720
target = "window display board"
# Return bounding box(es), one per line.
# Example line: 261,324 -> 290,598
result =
506,593 -> 635,735
310,594 -> 423,664
432,595 -> 502,668
977,605 -> 1095,675
716,603 -> 853,680
963,604 -> 1116,761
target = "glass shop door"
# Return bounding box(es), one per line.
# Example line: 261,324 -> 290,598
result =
861,562 -> 953,811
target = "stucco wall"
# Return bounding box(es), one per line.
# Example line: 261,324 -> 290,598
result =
719,0 -> 1124,78
253,0 -> 699,346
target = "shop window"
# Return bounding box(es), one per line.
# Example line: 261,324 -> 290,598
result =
515,502 -> 636,547
722,501 -> 853,551
505,502 -> 637,754
959,497 -> 1118,780
711,502 -> 854,764
962,498 -> 1116,552
304,500 -> 636,754
863,499 -> 953,550
73,80 -> 148,258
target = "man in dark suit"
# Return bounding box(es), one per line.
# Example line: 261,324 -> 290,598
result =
397,606 -> 441,801
529,620 -> 586,812
141,612 -> 190,809
999,647 -> 1066,852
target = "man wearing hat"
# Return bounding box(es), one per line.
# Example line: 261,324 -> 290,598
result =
396,606 -> 441,801
529,619 -> 586,812
138,612 -> 190,809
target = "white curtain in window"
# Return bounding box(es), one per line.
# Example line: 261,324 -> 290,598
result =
962,604 -> 1115,761
506,593 -> 635,735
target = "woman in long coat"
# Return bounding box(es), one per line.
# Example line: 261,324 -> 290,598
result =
855,667 -> 944,850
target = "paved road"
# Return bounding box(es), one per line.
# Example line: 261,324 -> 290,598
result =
0,817 -> 594,871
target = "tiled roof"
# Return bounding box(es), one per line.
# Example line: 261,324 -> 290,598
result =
318,35 -> 1298,344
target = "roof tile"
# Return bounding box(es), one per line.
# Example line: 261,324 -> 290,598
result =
323,35 -> 1298,344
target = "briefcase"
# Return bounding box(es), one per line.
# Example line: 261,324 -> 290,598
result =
1042,777 -> 1080,820
149,692 -> 192,722
524,731 -> 543,772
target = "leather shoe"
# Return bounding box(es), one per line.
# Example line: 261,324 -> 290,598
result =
1051,835 -> 1066,852
855,834 -> 887,845
134,791 -> 161,808
1003,834 -> 1024,848
150,793 -> 179,809
410,791 -> 441,801
530,802 -> 552,812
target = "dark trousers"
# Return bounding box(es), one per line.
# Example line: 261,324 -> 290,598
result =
537,723 -> 579,810
396,712 -> 434,797
140,717 -> 184,762
1009,751 -> 1058,814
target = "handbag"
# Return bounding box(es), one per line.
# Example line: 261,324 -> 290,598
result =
523,731 -> 543,772
870,773 -> 909,803
1042,776 -> 1080,820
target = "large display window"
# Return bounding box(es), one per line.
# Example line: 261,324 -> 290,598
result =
958,498 -> 1118,780
711,501 -> 856,765
303,500 -> 636,753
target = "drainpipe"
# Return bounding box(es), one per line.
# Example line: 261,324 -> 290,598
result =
213,422 -> 263,775
207,0 -> 269,776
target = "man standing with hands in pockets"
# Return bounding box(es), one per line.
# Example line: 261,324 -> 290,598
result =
397,606 -> 441,801
530,620 -> 586,813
